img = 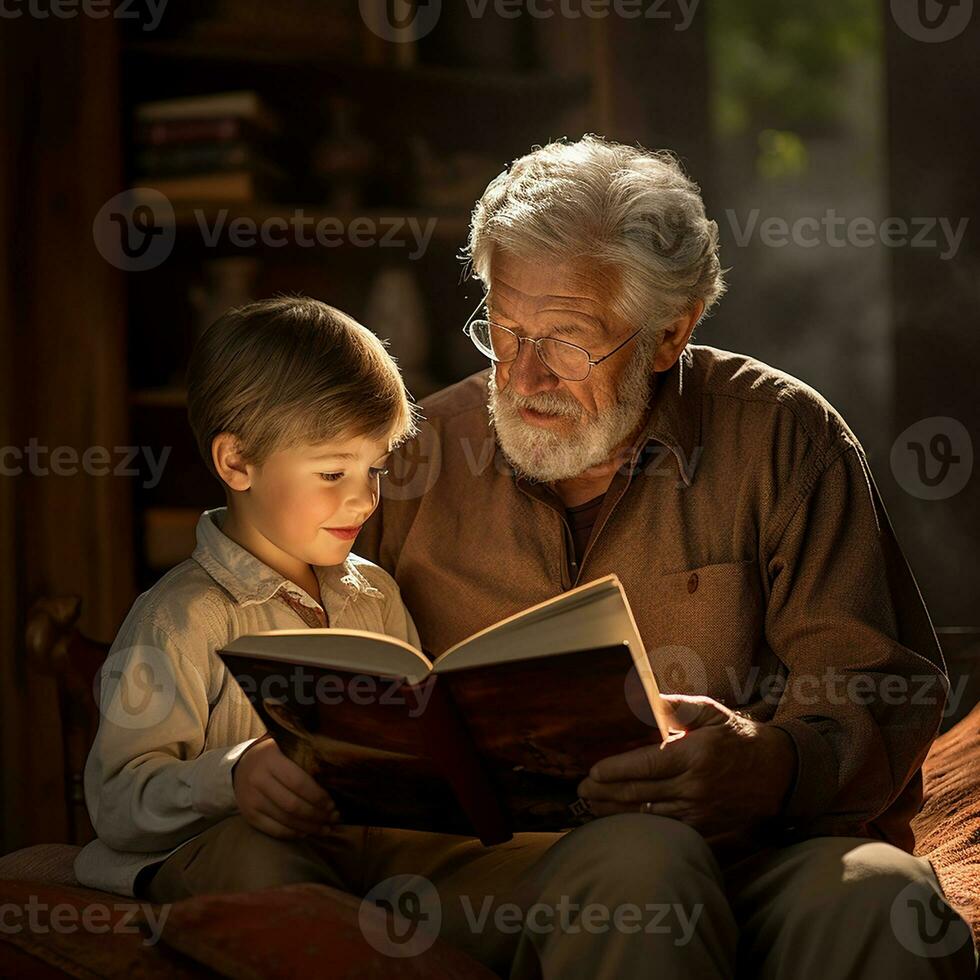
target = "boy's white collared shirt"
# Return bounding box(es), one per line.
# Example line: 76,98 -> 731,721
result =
193,506 -> 386,621
74,507 -> 420,898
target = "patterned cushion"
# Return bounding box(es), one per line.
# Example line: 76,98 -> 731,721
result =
0,844 -> 81,886
145,881 -> 498,979
0,879 -> 210,978
913,700 -> 980,947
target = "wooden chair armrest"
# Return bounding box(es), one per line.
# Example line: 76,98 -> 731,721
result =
24,596 -> 110,845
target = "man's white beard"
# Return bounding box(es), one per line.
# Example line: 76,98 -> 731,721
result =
487,335 -> 658,484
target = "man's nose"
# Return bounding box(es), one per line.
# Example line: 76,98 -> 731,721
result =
504,339 -> 559,396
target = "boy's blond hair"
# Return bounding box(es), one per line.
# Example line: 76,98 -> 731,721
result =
187,296 -> 419,479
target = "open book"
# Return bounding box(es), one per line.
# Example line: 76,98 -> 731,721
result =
218,574 -> 675,845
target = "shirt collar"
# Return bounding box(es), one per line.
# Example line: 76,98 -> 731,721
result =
632,345 -> 702,487
192,507 -> 384,611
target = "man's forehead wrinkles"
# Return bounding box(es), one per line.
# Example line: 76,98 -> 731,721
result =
490,283 -> 598,305
489,286 -> 608,318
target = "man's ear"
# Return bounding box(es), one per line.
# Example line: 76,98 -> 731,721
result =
212,432 -> 252,491
653,299 -> 705,372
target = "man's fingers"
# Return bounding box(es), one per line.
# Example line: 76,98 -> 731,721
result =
578,776 -> 688,804
588,742 -> 688,783
660,694 -> 729,730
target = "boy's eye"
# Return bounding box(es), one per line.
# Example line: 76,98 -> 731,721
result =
318,468 -> 387,482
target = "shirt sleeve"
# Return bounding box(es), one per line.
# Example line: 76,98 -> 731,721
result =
381,579 -> 423,652
762,442 -> 948,835
83,621 -> 261,853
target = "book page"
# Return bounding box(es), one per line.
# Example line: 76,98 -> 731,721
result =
435,576 -> 634,670
434,575 -> 674,741
220,628 -> 433,684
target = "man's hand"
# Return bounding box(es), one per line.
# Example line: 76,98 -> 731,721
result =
576,694 -> 798,837
233,736 -> 340,840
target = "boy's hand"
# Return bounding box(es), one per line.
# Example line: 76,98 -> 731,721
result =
233,737 -> 340,839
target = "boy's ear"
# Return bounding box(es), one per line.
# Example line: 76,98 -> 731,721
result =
212,432 -> 252,491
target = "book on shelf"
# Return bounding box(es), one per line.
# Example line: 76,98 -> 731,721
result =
133,91 -> 284,202
136,141 -> 269,177
133,169 -> 284,204
184,0 -> 363,56
136,118 -> 273,148
135,91 -> 279,132
218,574 -> 677,846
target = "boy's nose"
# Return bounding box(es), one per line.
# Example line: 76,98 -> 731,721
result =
347,481 -> 377,518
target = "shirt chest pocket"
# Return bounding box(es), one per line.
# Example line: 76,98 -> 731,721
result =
647,559 -> 765,705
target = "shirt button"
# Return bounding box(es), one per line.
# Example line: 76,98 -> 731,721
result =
687,572 -> 699,594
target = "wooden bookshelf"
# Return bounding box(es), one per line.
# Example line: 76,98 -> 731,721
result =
121,38 -> 592,103
157,204 -> 472,241
3,3 -> 713,849
114,10 -> 712,588
118,14 -> 601,588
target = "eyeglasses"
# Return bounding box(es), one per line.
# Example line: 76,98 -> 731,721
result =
462,300 -> 644,382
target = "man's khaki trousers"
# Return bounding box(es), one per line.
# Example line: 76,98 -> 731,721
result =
143,813 -> 977,979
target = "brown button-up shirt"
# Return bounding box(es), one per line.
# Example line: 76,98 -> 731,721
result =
358,345 -> 948,850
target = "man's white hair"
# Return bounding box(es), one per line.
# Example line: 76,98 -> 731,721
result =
465,134 -> 726,336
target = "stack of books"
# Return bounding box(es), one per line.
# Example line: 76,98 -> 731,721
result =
133,91 -> 284,203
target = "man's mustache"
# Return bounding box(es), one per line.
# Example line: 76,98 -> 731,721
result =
498,387 -> 583,421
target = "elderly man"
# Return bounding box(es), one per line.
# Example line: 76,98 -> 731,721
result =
358,136 -> 976,978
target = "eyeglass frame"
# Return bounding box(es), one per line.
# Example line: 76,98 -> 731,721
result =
461,298 -> 645,382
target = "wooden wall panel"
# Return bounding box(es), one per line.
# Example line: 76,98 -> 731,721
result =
1,13 -> 134,851
882,1 -> 980,625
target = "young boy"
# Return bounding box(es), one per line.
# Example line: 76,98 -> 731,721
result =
74,296 -> 422,899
